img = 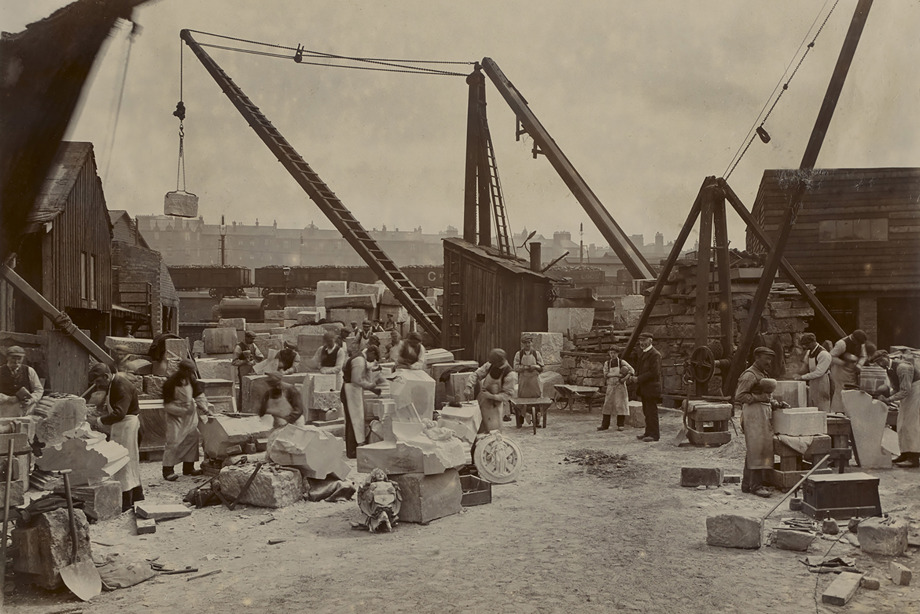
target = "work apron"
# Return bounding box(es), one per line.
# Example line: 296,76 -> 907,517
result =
829,363 -> 857,413
263,394 -> 305,431
163,383 -> 199,466
602,364 -> 629,417
477,374 -> 507,434
742,402 -> 773,470
111,414 -> 141,492
807,374 -> 831,413
517,353 -> 542,399
343,383 -> 366,444
897,380 -> 920,454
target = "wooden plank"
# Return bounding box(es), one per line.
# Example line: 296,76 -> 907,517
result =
821,572 -> 864,606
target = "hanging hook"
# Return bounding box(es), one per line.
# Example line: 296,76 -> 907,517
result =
173,101 -> 186,121
294,44 -> 304,63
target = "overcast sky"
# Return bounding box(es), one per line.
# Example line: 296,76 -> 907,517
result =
4,0 -> 919,252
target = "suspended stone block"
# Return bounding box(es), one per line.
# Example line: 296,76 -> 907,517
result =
36,437 -> 129,487
11,507 -> 92,589
203,328 -> 239,355
266,424 -> 350,480
393,469 -> 463,524
200,414 -> 273,460
164,189 -> 198,217
33,395 -> 87,447
706,514 -> 763,549
437,401 -> 482,444
840,390 -> 892,469
218,463 -> 301,508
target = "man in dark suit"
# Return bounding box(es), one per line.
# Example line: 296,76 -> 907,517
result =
634,332 -> 662,442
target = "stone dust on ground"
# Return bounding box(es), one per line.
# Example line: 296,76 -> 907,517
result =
6,407 -> 919,613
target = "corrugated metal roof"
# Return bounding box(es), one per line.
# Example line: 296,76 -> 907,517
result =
27,141 -> 94,224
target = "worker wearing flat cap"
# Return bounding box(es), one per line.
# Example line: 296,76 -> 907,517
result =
84,362 -> 145,510
0,345 -> 43,416
829,329 -> 868,412
734,347 -> 782,498
634,332 -> 662,442
161,359 -> 212,481
796,333 -> 831,412
258,371 -> 306,430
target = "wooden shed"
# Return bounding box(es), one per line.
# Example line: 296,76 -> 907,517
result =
8,142 -> 113,342
748,167 -> 920,348
442,237 -> 554,362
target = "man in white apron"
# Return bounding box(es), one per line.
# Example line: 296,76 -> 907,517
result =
797,333 -> 831,412
598,346 -> 635,431
85,363 -> 144,511
341,346 -> 385,459
879,350 -> 920,468
465,349 -> 518,434
829,329 -> 867,412
734,347 -> 777,498
258,371 -> 306,430
162,360 -> 212,481
513,334 -> 544,426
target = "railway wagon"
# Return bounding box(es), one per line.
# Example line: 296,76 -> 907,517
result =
254,265 -> 443,291
168,265 -> 251,292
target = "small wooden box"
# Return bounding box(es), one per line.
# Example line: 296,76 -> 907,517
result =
802,472 -> 881,520
459,474 -> 492,506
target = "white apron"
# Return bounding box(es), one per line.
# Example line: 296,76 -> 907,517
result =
897,380 -> 920,454
163,383 -> 199,466
742,402 -> 773,470
517,353 -> 542,399
343,383 -> 366,444
807,375 -> 831,413
829,363 -> 857,412
478,373 -> 507,433
602,361 -> 630,417
111,414 -> 141,491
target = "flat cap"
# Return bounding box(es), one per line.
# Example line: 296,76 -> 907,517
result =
753,346 -> 775,357
638,332 -> 654,340
5,346 -> 25,356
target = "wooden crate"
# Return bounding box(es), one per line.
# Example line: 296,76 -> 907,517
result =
801,472 -> 881,520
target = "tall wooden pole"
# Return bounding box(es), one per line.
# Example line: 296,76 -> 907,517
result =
463,66 -> 484,243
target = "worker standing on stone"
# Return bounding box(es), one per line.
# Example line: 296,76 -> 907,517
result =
599,346 -> 634,432
258,371 -> 305,430
878,349 -> 920,468
85,363 -> 145,511
232,331 -> 264,410
796,333 -> 831,412
466,349 -> 517,433
162,359 -> 212,481
277,340 -> 301,375
0,345 -> 43,417
392,331 -> 426,370
312,330 -> 347,389
829,329 -> 867,412
734,347 -> 779,498
634,332 -> 662,442
341,345 -> 385,459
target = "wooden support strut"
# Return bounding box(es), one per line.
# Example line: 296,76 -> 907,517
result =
1,264 -> 115,368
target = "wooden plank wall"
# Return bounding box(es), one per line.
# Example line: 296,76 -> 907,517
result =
748,168 -> 920,293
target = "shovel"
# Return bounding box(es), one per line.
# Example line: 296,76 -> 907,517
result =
60,470 -> 102,601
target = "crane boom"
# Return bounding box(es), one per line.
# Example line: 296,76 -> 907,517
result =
179,29 -> 441,339
480,57 -> 655,280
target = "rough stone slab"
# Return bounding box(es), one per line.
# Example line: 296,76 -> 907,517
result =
36,437 -> 128,486
198,378 -> 233,398
136,517 -> 157,535
841,390 -> 892,469
524,331 -> 564,364
680,467 -> 724,488
706,514 -> 762,549
164,338 -> 189,359
218,463 -> 301,508
296,310 -> 321,325
424,348 -> 455,367
394,469 -> 463,524
547,308 -> 595,337
773,528 -> 814,552
105,336 -> 152,354
437,401 -> 481,444
364,398 -> 397,422
311,373 -> 339,393
267,424 -> 350,480
11,507 -> 91,589
34,395 -> 87,446
357,433 -> 469,476
144,374 -> 166,397
859,517 -> 908,556
389,370 -> 436,418
203,327 -> 239,354
245,322 -> 278,334
195,357 -> 233,380
890,561 -> 912,585
772,407 -> 826,436
328,308 -> 371,326
324,294 -> 377,310
264,310 -> 285,322
772,380 -> 807,408
135,502 -> 192,520
70,479 -> 122,522
822,571 -> 864,606
283,306 -> 307,320
200,414 -> 273,460
538,371 -> 564,400
253,337 -> 283,358
311,391 -> 343,412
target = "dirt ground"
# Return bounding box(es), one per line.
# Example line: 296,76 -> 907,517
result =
7,406 -> 920,614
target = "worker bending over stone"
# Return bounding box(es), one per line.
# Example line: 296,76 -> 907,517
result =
276,340 -> 301,374
465,349 -> 518,433
829,329 -> 867,412
877,349 -> 920,468
258,371 -> 305,430
391,331 -> 426,370
341,346 -> 386,459
312,331 -> 347,389
0,345 -> 43,416
796,333 -> 831,412
85,363 -> 145,510
162,359 -> 212,481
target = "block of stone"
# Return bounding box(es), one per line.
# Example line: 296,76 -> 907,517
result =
450,372 -> 474,402
34,395 -> 87,447
310,373 -> 339,393
11,507 -> 92,589
840,390 -> 892,469
208,396 -> 236,415
680,467 -> 723,488
136,517 -> 157,535
144,374 -> 166,397
706,514 -> 763,549
429,361 -> 479,385
772,528 -> 814,552
218,463 -> 302,508
859,517 -> 908,556
105,336 -> 153,355
389,370 -> 436,418
348,281 -> 383,300
771,380 -> 807,408
283,306 -> 306,320
890,561 -> 912,586
195,357 -> 233,380
437,401 -> 482,444
200,414 -> 273,460
327,308 -> 371,326
215,318 -> 242,330
547,307 -> 595,337
36,437 -> 129,486
627,400 -> 645,428
134,502 -> 192,520
266,424 -> 350,479
860,577 -> 880,590
523,332 -> 564,364
198,378 -> 233,399
324,294 -> 377,310
164,337 -> 189,359
364,398 -> 397,422
772,407 -> 827,436
203,327 -> 239,354
379,289 -> 401,306
538,371 -> 564,400
253,337 -> 283,359
264,309 -> 285,322
394,469 -> 463,524
822,572 -> 864,606
244,323 -> 276,334
357,430 -> 468,476
67,480 -> 122,522
311,391 -> 343,412
315,281 -> 348,308
296,310 -> 321,325
423,348 -> 455,367
297,333 -> 326,360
